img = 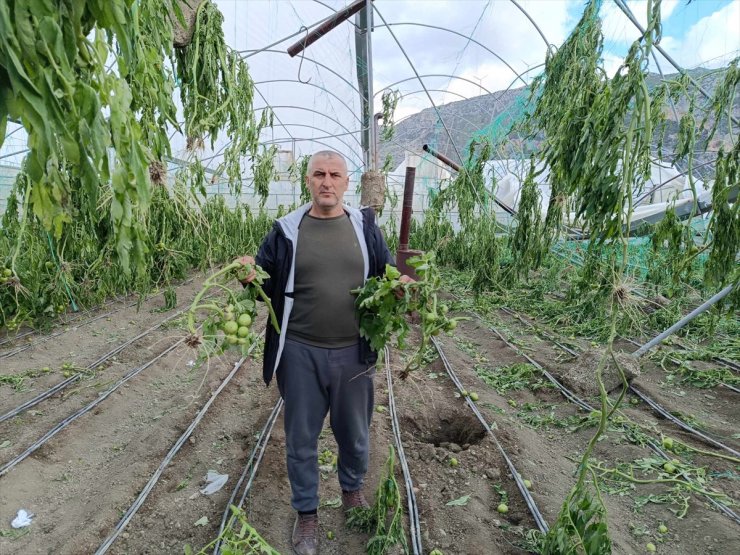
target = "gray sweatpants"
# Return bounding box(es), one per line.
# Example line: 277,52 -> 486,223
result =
276,338 -> 375,513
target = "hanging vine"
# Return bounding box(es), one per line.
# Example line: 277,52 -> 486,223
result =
704,143 -> 739,302
175,0 -> 268,195
380,89 -> 401,141
127,0 -> 182,164
252,145 -> 279,207
528,1 -> 665,552
0,1 -> 153,273
448,139 -> 492,229
508,158 -> 545,280
523,0 -> 604,246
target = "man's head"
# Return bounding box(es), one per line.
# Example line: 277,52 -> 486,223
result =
306,150 -> 349,217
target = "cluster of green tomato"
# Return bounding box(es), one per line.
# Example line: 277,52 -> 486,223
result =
218,304 -> 254,347
423,304 -> 459,336
0,266 -> 13,283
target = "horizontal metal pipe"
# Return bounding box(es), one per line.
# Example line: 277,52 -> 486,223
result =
422,143 -> 461,172
287,0 -> 371,57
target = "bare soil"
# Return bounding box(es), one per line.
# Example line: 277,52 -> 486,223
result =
0,279 -> 737,555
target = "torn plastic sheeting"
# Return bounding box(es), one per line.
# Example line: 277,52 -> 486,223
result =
200,470 -> 228,495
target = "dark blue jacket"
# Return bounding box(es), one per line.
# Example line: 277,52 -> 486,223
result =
256,203 -> 394,386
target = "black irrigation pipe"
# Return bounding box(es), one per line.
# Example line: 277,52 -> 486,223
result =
214,396 -> 284,555
0,297 -> 125,348
383,347 -> 423,555
0,300 -> 140,359
496,307 -> 740,458
500,306 -> 739,394
0,277 -> 195,359
629,386 -> 740,459
619,336 -> 740,394
466,308 -> 740,524
484,310 -> 592,412
430,336 -> 549,534
0,330 -> 192,479
95,345 -> 258,554
0,304 -> 190,425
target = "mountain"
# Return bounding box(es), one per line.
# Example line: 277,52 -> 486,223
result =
378,67 -> 739,180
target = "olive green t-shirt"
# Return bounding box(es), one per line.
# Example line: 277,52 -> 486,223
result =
287,213 -> 364,347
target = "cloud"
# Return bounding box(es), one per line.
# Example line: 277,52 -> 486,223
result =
372,0 -> 579,120
662,1 -> 740,68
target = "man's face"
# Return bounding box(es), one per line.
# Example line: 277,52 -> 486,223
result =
306,155 -> 349,211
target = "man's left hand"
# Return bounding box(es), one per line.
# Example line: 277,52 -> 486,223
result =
395,274 -> 416,299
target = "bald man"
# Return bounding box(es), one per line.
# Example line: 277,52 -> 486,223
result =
239,151 -> 411,555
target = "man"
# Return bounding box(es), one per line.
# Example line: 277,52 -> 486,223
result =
238,150 -> 410,555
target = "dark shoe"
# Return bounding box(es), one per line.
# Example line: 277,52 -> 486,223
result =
342,489 -> 370,511
292,513 -> 319,555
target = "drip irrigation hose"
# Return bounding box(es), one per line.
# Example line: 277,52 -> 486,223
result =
214,396 -> 284,555
466,306 -> 740,524
383,347 -> 423,555
479,311 -> 592,411
628,386 -> 740,458
620,336 -> 739,394
0,276 -> 195,360
0,277 -> 195,349
498,306 -> 740,453
0,301 -> 139,360
0,300 -> 193,424
0,331 -> 192,479
430,336 -> 549,533
95,346 -> 258,554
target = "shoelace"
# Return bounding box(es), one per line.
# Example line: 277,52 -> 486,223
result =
344,491 -> 366,506
297,515 -> 318,540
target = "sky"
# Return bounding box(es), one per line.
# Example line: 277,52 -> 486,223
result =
1,0 -> 738,172
198,0 -> 740,170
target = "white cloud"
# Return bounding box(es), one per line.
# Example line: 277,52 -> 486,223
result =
662,1 -> 740,68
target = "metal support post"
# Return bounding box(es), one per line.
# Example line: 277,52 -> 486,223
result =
396,166 -> 422,279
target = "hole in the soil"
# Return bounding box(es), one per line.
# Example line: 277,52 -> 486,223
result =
405,412 -> 486,448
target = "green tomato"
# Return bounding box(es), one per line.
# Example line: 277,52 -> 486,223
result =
223,311 -> 235,322
469,392 -> 479,402
449,457 -> 458,467
445,320 -> 458,332
237,337 -> 248,345
497,503 -> 508,514
2,268 -> 11,277
658,524 -> 668,534
225,335 -> 238,345
237,313 -> 252,327
523,479 -> 532,489
646,542 -> 656,552
662,462 -> 676,474
237,326 -> 249,338
223,321 -> 239,335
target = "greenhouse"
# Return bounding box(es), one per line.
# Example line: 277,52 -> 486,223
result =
0,1 -> 738,554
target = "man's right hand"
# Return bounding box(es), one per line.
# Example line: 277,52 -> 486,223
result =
235,255 -> 257,284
